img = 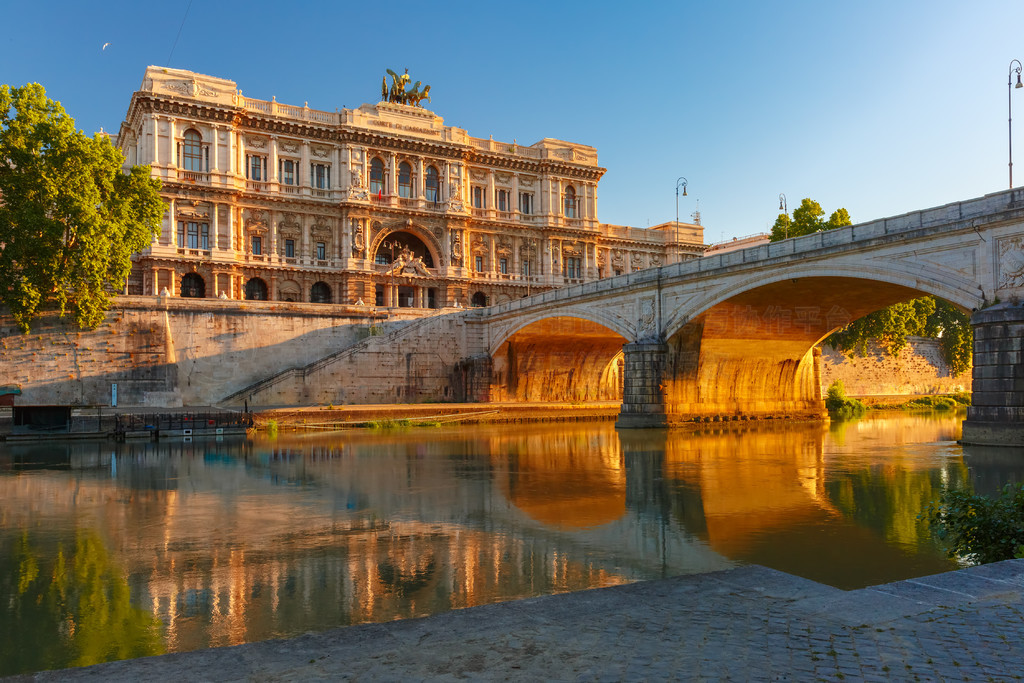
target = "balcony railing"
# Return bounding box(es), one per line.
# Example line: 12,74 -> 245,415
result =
177,170 -> 210,184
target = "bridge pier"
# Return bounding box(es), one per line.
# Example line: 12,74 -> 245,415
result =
616,342 -> 670,428
962,304 -> 1024,446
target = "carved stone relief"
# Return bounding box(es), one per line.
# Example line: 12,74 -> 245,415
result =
246,136 -> 267,149
638,296 -> 657,339
350,219 -> 364,257
998,236 -> 1024,289
280,140 -> 299,154
451,229 -> 463,266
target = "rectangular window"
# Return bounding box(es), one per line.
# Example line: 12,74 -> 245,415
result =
280,159 -> 296,185
246,154 -> 266,181
317,242 -> 326,260
472,186 -> 485,209
200,223 -> 209,250
184,221 -> 207,249
311,163 -> 330,189
176,221 -> 185,248
521,260 -> 532,277
285,239 -> 295,258
475,255 -> 484,272
519,192 -> 533,215
376,253 -> 389,266
499,257 -> 508,274
566,257 -> 582,279
496,189 -> 509,212
252,236 -> 262,255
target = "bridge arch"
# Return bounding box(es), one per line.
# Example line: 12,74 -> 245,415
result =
489,314 -> 628,403
663,261 -> 984,342
489,307 -> 634,355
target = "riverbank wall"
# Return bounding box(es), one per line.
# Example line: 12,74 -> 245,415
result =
0,299 -> 970,410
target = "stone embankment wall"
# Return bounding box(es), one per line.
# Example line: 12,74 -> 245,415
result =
0,296 -> 389,407
819,337 -> 971,396
230,312 -> 478,407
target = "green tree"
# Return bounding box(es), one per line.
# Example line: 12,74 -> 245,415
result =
0,83 -> 164,332
769,198 -> 851,241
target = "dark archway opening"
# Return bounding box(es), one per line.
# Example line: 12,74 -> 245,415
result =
471,291 -> 488,307
311,281 -> 332,304
181,273 -> 205,298
245,278 -> 268,301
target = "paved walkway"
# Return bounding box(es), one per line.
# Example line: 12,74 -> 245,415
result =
11,561 -> 1024,682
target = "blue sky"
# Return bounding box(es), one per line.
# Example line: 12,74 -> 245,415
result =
5,0 -> 1024,244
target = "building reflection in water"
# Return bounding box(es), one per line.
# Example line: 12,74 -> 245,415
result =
0,412 -> 1015,673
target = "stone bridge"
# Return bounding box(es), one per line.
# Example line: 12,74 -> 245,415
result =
463,188 -> 1024,445
229,189 -> 1024,446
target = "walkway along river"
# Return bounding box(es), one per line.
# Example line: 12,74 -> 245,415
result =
1,411 -> 1021,676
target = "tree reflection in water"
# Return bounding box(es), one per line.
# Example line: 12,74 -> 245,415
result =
0,530 -> 164,675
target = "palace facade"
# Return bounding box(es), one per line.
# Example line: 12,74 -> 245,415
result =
116,67 -> 705,308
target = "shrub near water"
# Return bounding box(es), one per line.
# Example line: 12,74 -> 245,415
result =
824,380 -> 866,420
924,484 -> 1024,565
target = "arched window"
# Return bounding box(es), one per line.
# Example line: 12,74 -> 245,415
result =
245,278 -> 268,301
311,281 -> 332,304
471,291 -> 488,307
180,273 -> 205,298
182,129 -> 203,171
398,161 -> 413,198
425,166 -> 440,203
563,185 -> 577,218
370,158 -> 385,195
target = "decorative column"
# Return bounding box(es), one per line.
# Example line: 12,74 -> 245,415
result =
962,303 -> 1024,446
616,341 -> 669,429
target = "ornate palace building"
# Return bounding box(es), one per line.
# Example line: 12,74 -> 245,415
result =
116,67 -> 705,308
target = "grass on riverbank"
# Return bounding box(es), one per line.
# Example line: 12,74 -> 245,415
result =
869,392 -> 971,412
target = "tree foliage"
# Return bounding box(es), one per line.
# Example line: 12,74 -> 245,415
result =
769,198 -> 851,241
924,484 -> 1024,565
0,83 -> 164,332
769,198 -> 973,375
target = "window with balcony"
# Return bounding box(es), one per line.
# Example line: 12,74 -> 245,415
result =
472,186 -> 485,209
177,221 -> 209,250
398,161 -> 413,198
521,260 -> 532,277
425,166 -> 440,203
370,157 -> 385,195
181,129 -> 205,171
564,185 -> 577,218
519,192 -> 534,215
316,242 -> 326,260
499,257 -> 508,274
251,236 -> 262,255
284,239 -> 295,258
496,189 -> 510,212
475,255 -> 485,272
565,256 -> 582,279
280,159 -> 297,186
311,163 -> 330,189
246,154 -> 266,181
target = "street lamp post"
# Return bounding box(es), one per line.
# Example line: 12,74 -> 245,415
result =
1010,60 -> 1023,189
675,176 -> 688,262
381,237 -> 405,310
778,193 -> 788,239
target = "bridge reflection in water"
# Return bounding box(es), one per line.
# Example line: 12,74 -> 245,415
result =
0,414 -> 994,674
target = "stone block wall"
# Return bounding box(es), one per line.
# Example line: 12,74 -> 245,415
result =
819,337 -> 971,396
0,297 -> 382,407
232,312 -> 473,407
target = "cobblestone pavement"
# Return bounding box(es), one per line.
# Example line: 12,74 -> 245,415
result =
10,561 -> 1024,682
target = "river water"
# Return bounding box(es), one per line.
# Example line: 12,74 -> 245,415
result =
1,411 -> 1022,675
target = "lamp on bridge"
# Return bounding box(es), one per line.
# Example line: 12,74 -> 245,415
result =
1009,59 -> 1023,189
675,176 -> 688,262
778,193 -> 788,239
